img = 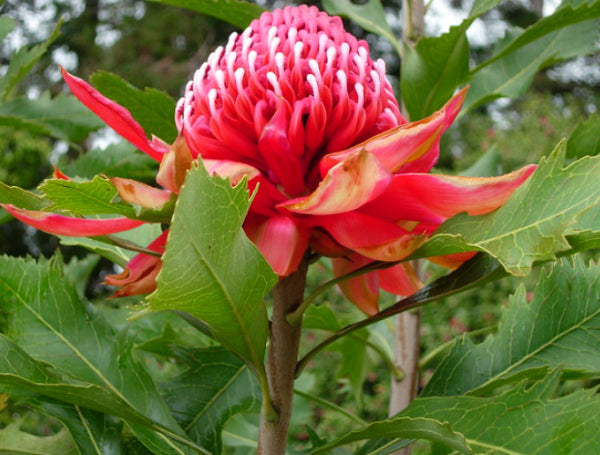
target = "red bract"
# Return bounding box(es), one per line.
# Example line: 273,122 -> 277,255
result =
3,5 -> 536,314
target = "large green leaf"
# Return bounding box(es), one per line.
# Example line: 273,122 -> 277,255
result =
0,255 -> 204,455
148,164 -> 277,378
401,24 -> 470,120
0,92 -> 104,143
90,71 -> 178,143
423,257 -> 600,397
333,370 -> 600,454
160,347 -> 261,454
463,18 -> 599,112
0,20 -> 62,101
411,142 -> 600,276
147,0 -> 265,29
322,0 -> 402,56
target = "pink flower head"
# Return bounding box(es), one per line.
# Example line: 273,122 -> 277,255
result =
4,6 -> 536,314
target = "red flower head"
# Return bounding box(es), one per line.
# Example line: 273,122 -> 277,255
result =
3,5 -> 536,314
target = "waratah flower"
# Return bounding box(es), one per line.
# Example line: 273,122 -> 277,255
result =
2,5 -> 536,313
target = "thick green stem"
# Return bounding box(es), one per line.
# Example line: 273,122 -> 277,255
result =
257,256 -> 309,454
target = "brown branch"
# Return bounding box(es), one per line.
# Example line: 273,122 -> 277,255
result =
257,256 -> 309,454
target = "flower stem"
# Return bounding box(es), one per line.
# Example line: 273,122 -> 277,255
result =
257,255 -> 309,454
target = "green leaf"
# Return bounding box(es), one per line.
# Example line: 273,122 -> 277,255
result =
146,0 -> 265,29
35,401 -> 124,455
468,0 -> 504,17
63,142 -> 158,181
136,322 -> 209,357
0,16 -> 15,42
399,0 -> 504,119
424,257 -> 600,397
459,145 -> 502,177
148,164 -> 277,378
472,0 -> 600,73
401,24 -> 470,119
0,181 -> 48,211
0,416 -> 78,455
463,18 -> 599,112
411,142 -> 600,276
302,304 -> 343,332
41,175 -> 136,216
0,255 -> 204,455
63,254 -> 101,298
40,175 -> 174,223
160,347 -> 261,454
318,370 -> 600,454
0,92 -> 104,143
322,0 -> 402,56
567,113 -> 600,158
309,416 -> 474,454
90,71 -> 178,143
0,19 -> 62,101
404,370 -> 600,454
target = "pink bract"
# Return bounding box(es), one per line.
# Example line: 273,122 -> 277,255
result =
9,5 -> 536,314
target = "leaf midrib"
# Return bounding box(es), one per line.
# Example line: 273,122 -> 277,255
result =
184,221 -> 263,368
470,304 -> 600,395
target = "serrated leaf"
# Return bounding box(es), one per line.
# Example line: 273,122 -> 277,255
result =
148,164 -> 277,379
0,256 -> 204,455
90,71 -> 177,143
41,175 -> 136,216
567,113 -> 600,158
322,0 -> 402,56
0,92 -> 104,143
0,19 -> 62,101
411,142 -> 600,276
0,181 -> 48,210
472,0 -> 600,73
40,176 -> 174,223
309,416 -> 474,454
424,257 -> 600,397
405,370 -> 600,454
464,18 -> 599,112
401,24 -> 470,119
146,0 -> 265,29
160,347 -> 261,454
